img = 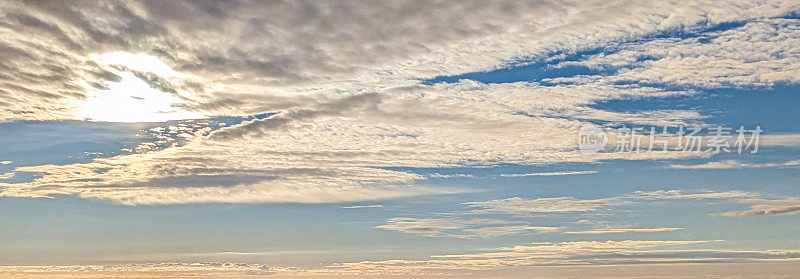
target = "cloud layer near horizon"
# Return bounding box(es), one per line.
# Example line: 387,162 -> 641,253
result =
1,241 -> 798,277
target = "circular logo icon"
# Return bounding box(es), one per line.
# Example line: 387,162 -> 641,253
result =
578,124 -> 607,154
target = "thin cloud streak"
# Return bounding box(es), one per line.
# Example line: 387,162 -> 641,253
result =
563,227 -> 683,234
499,170 -> 598,177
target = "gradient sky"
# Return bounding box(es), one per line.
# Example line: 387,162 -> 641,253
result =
1,1 -> 799,278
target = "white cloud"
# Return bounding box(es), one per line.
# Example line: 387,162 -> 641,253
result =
2,242 -> 798,277
376,217 -> 474,237
0,82 -> 704,204
377,189 -> 785,239
461,225 -> 559,238
338,204 -> 384,209
375,217 -> 528,238
670,159 -> 800,169
5,0 -> 771,121
499,170 -> 597,177
324,240 -> 800,275
631,190 -> 757,200
428,173 -> 474,178
563,227 -> 683,234
465,197 -> 618,216
445,189 -> 770,224
0,262 -> 285,278
558,18 -> 800,88
2,1 -> 799,204
722,197 -> 800,216
2,0 -> 795,118
759,134 -> 800,147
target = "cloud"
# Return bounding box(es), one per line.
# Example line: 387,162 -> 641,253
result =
375,217 -> 476,237
377,189 -> 781,239
2,1 -> 799,204
324,240 -> 800,275
669,159 -> 800,169
563,227 -> 683,234
337,204 -> 383,209
0,82 -> 703,204
2,0 -> 796,121
1,2 -> 799,277
630,190 -> 757,200
555,17 -> 800,88
428,173 -> 474,178
375,217 -> 533,238
499,170 -> 598,177
0,262 -> 286,278
461,225 -> 559,238
2,242 -> 798,277
464,197 -> 619,216
722,197 -> 800,216
454,190 -> 796,223
759,134 -> 800,147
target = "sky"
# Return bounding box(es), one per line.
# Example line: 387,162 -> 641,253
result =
0,0 -> 799,278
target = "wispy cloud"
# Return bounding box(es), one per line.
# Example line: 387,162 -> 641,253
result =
722,197 -> 800,216
325,240 -> 800,275
630,190 -> 757,200
428,173 -> 475,178
670,159 -> 800,169
499,170 -> 597,177
464,197 -> 619,216
338,204 -> 384,209
374,217 -> 536,238
456,190 -> 798,224
0,82 -> 704,204
563,227 -> 683,234
461,225 -> 559,238
2,241 -> 798,277
379,189 -> 771,239
0,262 -> 284,277
759,134 -> 800,147
555,17 -> 800,88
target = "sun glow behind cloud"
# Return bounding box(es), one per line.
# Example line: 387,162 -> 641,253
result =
76,52 -> 201,123
91,52 -> 180,78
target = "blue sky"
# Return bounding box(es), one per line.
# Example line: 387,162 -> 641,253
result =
0,1 -> 799,277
